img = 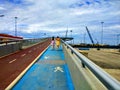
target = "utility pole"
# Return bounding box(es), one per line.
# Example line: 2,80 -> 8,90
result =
117,34 -> 120,45
65,26 -> 68,37
70,30 -> 73,44
70,30 -> 72,37
101,22 -> 104,44
15,17 -> 18,36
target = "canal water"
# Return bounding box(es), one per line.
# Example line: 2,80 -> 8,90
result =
12,46 -> 74,90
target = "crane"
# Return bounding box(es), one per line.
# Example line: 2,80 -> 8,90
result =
85,26 -> 94,45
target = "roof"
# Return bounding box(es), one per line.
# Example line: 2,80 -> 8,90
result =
0,33 -> 23,39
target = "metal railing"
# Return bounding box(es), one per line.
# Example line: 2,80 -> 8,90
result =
0,38 -> 47,46
61,39 -> 120,90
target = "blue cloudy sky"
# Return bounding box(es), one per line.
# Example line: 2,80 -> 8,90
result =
0,0 -> 120,45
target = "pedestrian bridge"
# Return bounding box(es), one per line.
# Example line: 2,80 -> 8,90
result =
5,38 -> 120,90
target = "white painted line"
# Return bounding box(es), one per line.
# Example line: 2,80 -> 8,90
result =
54,66 -> 64,72
44,56 -> 49,59
9,59 -> 16,64
21,54 -> 26,57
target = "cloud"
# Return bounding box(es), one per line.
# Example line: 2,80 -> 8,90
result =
71,8 -> 102,15
0,0 -> 120,45
106,25 -> 120,30
0,6 -> 6,10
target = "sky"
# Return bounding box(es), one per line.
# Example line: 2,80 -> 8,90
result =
0,0 -> 120,45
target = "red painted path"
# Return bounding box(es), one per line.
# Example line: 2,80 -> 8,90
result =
0,39 -> 50,90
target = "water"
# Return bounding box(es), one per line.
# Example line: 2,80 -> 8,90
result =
79,48 -> 89,50
12,46 -> 74,90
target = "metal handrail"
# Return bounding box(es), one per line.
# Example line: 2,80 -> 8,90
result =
0,38 -> 47,44
61,39 -> 120,90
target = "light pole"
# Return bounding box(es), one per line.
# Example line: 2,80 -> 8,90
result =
65,26 -> 68,38
70,30 -> 72,37
65,30 -> 68,38
101,22 -> 104,44
15,17 -> 18,36
70,30 -> 73,44
44,33 -> 46,38
117,34 -> 120,45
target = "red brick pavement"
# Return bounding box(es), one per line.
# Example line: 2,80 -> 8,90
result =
0,39 -> 51,90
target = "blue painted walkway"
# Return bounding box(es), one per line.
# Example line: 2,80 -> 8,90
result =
12,46 -> 74,90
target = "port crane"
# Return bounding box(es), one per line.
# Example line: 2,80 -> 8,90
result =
85,26 -> 95,45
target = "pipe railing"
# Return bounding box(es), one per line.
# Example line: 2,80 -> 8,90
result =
61,39 -> 120,90
0,38 -> 47,45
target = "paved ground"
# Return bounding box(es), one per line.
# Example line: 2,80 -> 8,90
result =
12,46 -> 74,90
0,39 -> 50,90
87,49 -> 120,82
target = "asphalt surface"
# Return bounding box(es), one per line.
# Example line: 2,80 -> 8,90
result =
0,39 -> 50,90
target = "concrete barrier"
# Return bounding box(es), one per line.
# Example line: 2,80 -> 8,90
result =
63,44 -> 107,90
0,43 -> 22,57
0,38 -> 47,57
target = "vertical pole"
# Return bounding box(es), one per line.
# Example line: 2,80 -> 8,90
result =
117,34 -> 120,45
70,30 -> 72,37
15,17 -> 17,36
101,22 -> 104,44
117,35 -> 118,45
84,33 -> 86,44
70,30 -> 72,44
65,26 -> 68,38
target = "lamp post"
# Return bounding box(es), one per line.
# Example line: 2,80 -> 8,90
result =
70,30 -> 73,44
65,30 -> 68,38
117,34 -> 120,45
70,30 -> 72,37
101,22 -> 104,44
65,26 -> 68,38
15,17 -> 18,36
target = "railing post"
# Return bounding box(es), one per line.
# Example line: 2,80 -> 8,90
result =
71,50 -> 73,54
82,62 -> 85,68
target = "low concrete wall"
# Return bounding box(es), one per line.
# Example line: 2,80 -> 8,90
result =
0,38 -> 47,57
62,44 -> 107,90
0,43 -> 22,57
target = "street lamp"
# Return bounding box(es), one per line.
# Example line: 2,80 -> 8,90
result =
101,22 -> 104,44
70,30 -> 72,37
15,17 -> 18,36
70,30 -> 73,44
117,34 -> 120,45
65,30 -> 68,38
